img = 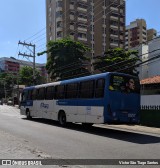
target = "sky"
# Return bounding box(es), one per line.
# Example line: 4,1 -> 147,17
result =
0,0 -> 159,64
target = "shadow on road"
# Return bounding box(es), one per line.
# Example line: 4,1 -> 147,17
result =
22,117 -> 160,145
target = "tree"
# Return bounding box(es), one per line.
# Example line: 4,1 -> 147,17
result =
0,73 -> 17,99
93,48 -> 140,76
38,38 -> 91,81
19,66 -> 44,86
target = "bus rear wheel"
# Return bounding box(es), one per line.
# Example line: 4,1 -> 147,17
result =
26,110 -> 32,120
59,111 -> 66,126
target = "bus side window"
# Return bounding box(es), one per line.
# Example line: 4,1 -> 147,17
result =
79,80 -> 95,98
27,90 -> 33,100
66,83 -> 78,99
32,89 -> 37,100
45,86 -> 54,100
55,85 -> 65,99
37,88 -> 45,100
95,79 -> 105,98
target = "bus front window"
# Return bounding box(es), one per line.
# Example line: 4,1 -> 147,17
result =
109,75 -> 140,93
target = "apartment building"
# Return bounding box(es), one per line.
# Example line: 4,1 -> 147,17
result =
147,28 -> 157,42
46,0 -> 126,57
0,57 -> 47,77
125,19 -> 157,50
125,19 -> 147,50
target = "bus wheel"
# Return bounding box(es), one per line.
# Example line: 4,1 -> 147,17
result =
59,111 -> 66,126
26,110 -> 32,120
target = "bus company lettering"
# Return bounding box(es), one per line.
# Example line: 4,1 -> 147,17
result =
40,103 -> 49,109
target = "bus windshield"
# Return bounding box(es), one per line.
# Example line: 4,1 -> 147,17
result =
109,75 -> 140,93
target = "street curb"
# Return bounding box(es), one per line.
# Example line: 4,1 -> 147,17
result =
95,124 -> 160,136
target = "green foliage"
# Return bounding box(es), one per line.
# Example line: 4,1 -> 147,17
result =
0,73 -> 17,99
38,38 -> 91,81
19,66 -> 44,86
94,48 -> 140,76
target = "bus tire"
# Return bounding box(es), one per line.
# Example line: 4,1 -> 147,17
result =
58,111 -> 66,126
26,109 -> 32,120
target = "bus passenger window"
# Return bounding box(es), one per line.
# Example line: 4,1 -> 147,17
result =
32,89 -> 37,100
45,86 -> 54,100
27,90 -> 33,100
66,83 -> 78,99
37,88 -> 45,100
95,79 -> 105,98
55,85 -> 65,99
79,80 -> 95,98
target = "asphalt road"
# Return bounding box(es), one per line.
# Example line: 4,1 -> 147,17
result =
0,105 -> 160,165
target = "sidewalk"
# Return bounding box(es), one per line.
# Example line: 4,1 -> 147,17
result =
96,124 -> 160,135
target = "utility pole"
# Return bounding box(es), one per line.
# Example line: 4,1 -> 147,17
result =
91,0 -> 94,74
18,41 -> 36,84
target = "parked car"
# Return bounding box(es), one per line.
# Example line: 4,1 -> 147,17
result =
7,100 -> 13,106
0,100 -> 3,105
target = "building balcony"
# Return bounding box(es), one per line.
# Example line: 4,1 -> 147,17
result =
69,35 -> 75,40
56,17 -> 63,22
56,27 -> 63,32
120,9 -> 124,14
110,42 -> 119,47
120,35 -> 124,40
70,4 -> 74,10
56,7 -> 62,12
78,0 -> 88,2
110,34 -> 118,38
56,36 -> 63,40
110,24 -> 118,29
110,6 -> 118,11
78,37 -> 87,42
120,44 -> 124,48
120,26 -> 124,31
120,18 -> 124,22
77,7 -> 87,12
78,27 -> 87,32
91,41 -> 95,44
70,15 -> 75,20
70,25 -> 74,30
78,17 -> 87,22
110,15 -> 119,20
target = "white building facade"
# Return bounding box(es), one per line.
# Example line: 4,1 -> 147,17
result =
148,36 -> 160,77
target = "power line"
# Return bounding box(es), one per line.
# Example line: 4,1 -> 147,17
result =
25,27 -> 46,41
97,47 -> 160,72
115,53 -> 160,73
30,32 -> 46,43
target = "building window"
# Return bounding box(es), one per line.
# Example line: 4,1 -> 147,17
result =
56,1 -> 63,7
57,32 -> 62,38
56,11 -> 63,18
78,33 -> 87,39
57,21 -> 62,28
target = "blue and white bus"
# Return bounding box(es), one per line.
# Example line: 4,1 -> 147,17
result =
20,72 -> 140,126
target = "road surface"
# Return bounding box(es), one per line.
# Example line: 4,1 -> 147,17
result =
0,105 -> 160,167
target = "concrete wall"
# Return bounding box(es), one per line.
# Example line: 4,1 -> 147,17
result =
148,36 -> 160,77
141,95 -> 160,106
133,44 -> 149,80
